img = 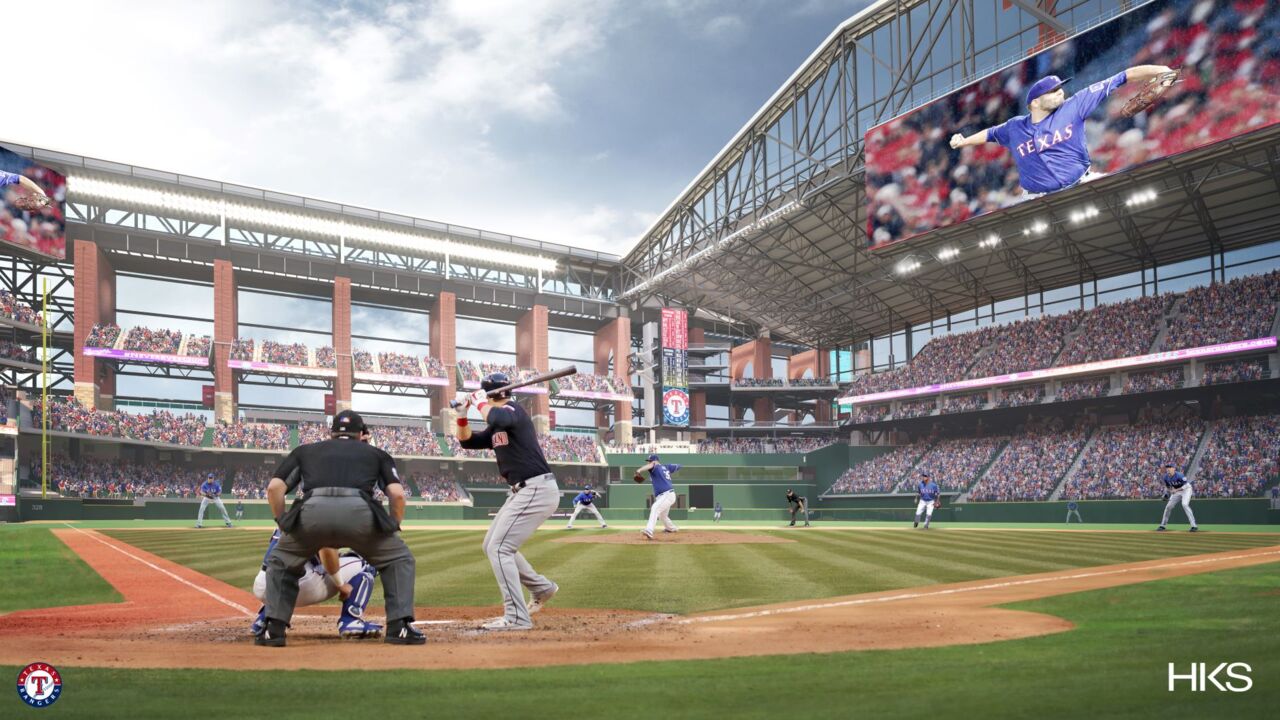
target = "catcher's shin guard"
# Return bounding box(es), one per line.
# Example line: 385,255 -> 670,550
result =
338,563 -> 377,626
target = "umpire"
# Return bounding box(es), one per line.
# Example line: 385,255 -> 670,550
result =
257,410 -> 424,647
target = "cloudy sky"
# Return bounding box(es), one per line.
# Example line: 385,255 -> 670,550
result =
10,0 -> 871,256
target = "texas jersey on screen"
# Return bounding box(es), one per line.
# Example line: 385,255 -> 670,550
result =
662,388 -> 690,425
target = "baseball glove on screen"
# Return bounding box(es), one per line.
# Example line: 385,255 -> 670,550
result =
12,193 -> 52,212
1120,69 -> 1181,118
633,472 -> 645,483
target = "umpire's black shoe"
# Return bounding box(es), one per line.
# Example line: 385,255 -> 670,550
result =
1189,527 -> 1199,532
1156,526 -> 1167,532
254,619 -> 287,647
385,619 -> 426,645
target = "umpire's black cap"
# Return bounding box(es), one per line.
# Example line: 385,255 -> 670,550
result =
331,409 -> 367,436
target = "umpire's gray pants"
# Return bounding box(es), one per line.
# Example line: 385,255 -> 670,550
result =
265,496 -> 416,623
483,475 -> 559,626
1161,485 -> 1197,528
197,496 -> 231,526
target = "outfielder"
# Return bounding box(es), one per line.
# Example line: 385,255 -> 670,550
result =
1157,463 -> 1198,532
714,501 -> 722,523
456,372 -> 560,630
786,489 -> 809,527
235,497 -> 245,521
637,454 -> 680,539
565,486 -> 607,529
1065,500 -> 1083,524
250,529 -> 383,638
949,65 -> 1176,197
913,472 -> 940,529
196,472 -> 233,528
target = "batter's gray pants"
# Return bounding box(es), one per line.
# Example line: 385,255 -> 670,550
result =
483,476 -> 559,626
264,496 -> 417,623
197,496 -> 231,526
1161,485 -> 1197,528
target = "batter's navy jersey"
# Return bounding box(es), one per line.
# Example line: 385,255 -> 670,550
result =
988,71 -> 1127,193
573,491 -> 596,505
918,480 -> 940,502
650,463 -> 680,495
459,401 -> 552,485
1161,471 -> 1188,489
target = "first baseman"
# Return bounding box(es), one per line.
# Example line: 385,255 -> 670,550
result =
914,472 -> 939,529
196,472 -> 233,528
1157,463 -> 1198,532
251,529 -> 383,639
949,65 -> 1176,197
566,486 -> 607,529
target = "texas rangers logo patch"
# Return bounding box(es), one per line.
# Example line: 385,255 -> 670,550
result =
493,432 -> 509,447
16,662 -> 62,708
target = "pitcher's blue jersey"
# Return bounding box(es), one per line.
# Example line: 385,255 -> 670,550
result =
573,491 -> 596,505
918,480 -> 940,502
988,71 -> 1127,193
1,171 -> 23,186
650,463 -> 680,495
200,480 -> 222,496
1161,471 -> 1188,489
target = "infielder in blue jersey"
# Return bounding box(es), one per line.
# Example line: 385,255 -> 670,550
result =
251,529 -> 383,638
637,454 -> 680,540
1156,463 -> 1198,532
565,486 -> 608,529
913,472 -> 940,529
949,65 -> 1175,197
196,472 -> 233,528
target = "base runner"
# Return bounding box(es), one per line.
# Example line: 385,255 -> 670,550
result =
250,529 -> 383,638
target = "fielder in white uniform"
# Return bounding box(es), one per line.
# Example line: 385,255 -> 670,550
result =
250,529 -> 383,638
566,487 -> 607,529
637,454 -> 680,539
1157,463 -> 1198,532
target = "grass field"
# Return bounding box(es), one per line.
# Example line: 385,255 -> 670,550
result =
0,525 -> 121,613
2,521 -> 1277,718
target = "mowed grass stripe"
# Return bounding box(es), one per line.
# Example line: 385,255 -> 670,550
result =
783,533 -> 943,591
802,531 -> 1050,583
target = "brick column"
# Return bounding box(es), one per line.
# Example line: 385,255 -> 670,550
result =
593,316 -> 632,443
689,327 -> 707,427
516,305 -> 550,434
332,276 -> 353,414
212,260 -> 238,423
788,348 -> 833,423
430,292 -> 458,433
729,337 -> 773,422
73,240 -> 116,410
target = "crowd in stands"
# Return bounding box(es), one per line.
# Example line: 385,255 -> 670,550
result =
370,425 -> 442,456
297,421 -> 328,445
1058,376 -> 1111,402
315,346 -> 336,368
446,435 -> 489,458
902,436 -> 1007,493
967,419 -> 1091,502
896,398 -> 936,419
353,349 -> 374,372
733,378 -> 785,388
696,437 -> 832,454
184,335 -> 211,357
86,322 -> 121,348
261,340 -> 309,367
423,356 -> 446,377
1162,272 -> 1280,351
1061,413 -> 1204,500
557,373 -> 629,395
1201,358 -> 1268,386
47,456 -> 209,499
1196,414 -> 1280,498
790,377 -> 835,387
0,340 -> 35,363
231,338 -> 254,361
941,392 -> 986,414
998,385 -> 1044,408
0,290 -> 42,326
850,404 -> 890,424
377,351 -> 422,376
212,420 -> 290,450
445,433 -> 602,463
844,329 -> 992,396
403,473 -> 465,502
1122,367 -> 1184,395
34,397 -> 207,446
826,442 -> 929,494
123,326 -> 182,355
966,313 -> 1080,380
1057,296 -> 1167,366
457,360 -> 542,387
232,466 -> 271,499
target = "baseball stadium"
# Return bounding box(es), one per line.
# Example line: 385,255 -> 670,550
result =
2,0 -> 1278,717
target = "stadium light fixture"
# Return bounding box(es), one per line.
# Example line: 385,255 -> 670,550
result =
67,175 -> 558,273
979,234 -> 1001,249
1023,220 -> 1049,236
1124,188 -> 1158,207
896,258 -> 922,275
1069,205 -> 1099,224
937,247 -> 960,261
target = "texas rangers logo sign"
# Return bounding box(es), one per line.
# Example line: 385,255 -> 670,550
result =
662,388 -> 690,426
16,662 -> 62,707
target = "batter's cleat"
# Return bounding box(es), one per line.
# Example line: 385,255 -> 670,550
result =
663,528 -> 678,534
1156,526 -> 1167,532
480,617 -> 532,631
529,584 -> 558,615
249,606 -> 267,636
600,524 -> 608,528
1189,527 -> 1199,532
384,619 -> 426,645
339,618 -> 384,639
789,521 -> 796,527
642,530 -> 654,540
913,521 -> 919,528
254,619 -> 287,647
225,522 -> 233,528
195,525 -> 203,529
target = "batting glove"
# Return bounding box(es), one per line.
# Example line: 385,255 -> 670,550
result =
468,389 -> 488,407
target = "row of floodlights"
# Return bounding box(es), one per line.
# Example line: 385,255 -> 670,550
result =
67,175 -> 560,273
897,188 -> 1159,276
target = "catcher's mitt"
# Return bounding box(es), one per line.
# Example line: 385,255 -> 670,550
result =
1120,69 -> 1181,118
632,472 -> 645,483
11,193 -> 52,212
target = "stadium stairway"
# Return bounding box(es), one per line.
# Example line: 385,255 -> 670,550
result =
1048,427 -> 1101,502
1146,297 -> 1183,353
1185,421 -> 1217,483
951,438 -> 1010,501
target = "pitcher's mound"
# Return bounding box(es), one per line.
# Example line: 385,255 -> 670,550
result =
555,530 -> 794,545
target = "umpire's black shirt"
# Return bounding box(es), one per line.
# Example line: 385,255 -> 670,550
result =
786,491 -> 801,505
459,401 -> 552,485
272,437 -> 400,494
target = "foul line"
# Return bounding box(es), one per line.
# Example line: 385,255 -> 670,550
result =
681,547 -> 1280,625
63,524 -> 256,617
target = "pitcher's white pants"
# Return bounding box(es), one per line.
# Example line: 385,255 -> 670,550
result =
645,490 -> 678,535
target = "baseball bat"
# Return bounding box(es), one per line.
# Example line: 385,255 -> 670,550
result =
450,365 -> 578,408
